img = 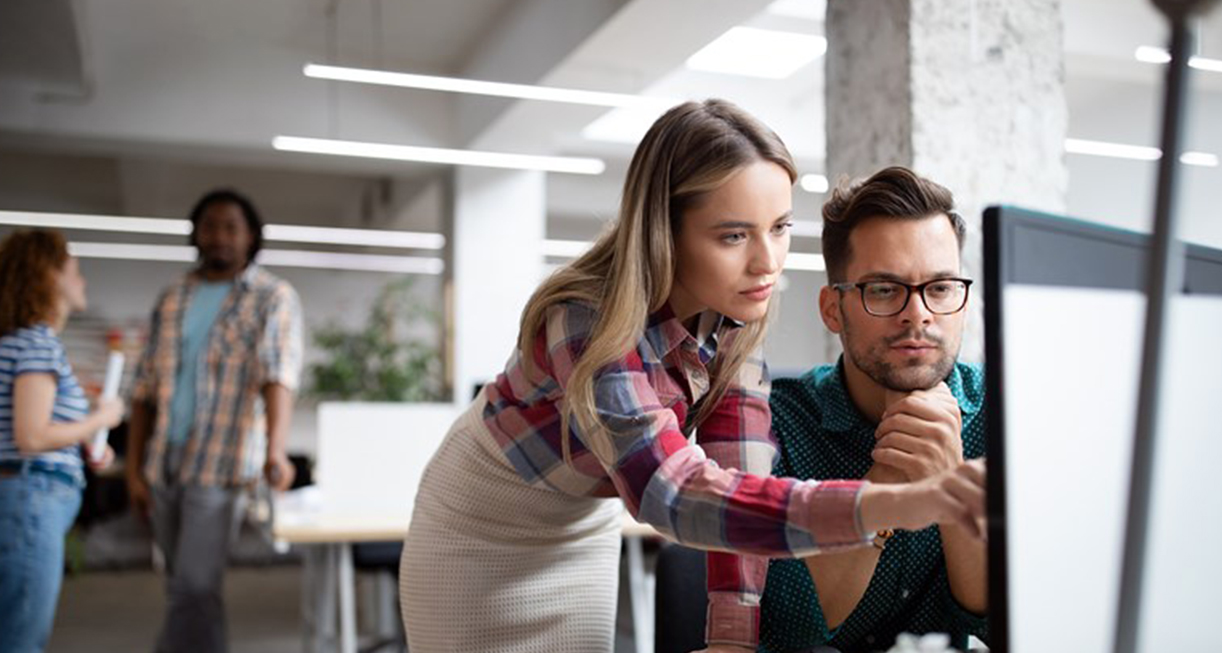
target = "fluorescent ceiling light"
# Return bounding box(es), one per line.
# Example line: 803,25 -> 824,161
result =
1064,138 -> 1218,167
767,0 -> 826,20
1065,138 -> 1160,161
0,211 -> 445,249
259,249 -> 444,275
686,27 -> 826,79
67,241 -> 443,274
304,63 -> 670,110
0,212 -> 190,236
1180,151 -> 1220,167
264,224 -> 444,249
273,136 -> 606,175
69,242 -> 195,263
800,173 -> 829,194
1134,45 -> 1222,73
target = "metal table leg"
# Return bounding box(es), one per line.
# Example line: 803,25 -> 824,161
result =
626,535 -> 654,653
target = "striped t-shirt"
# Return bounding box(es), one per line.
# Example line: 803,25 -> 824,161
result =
0,324 -> 89,486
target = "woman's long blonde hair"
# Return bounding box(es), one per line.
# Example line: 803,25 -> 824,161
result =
518,99 -> 797,464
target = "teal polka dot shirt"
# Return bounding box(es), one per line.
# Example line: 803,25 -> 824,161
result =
759,359 -> 988,653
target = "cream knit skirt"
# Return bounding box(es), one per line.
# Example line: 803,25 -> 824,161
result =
399,396 -> 624,652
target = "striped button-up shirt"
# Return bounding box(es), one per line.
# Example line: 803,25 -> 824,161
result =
131,265 -> 303,487
482,301 -> 869,646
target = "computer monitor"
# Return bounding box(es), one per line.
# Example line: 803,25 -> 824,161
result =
983,206 -> 1222,653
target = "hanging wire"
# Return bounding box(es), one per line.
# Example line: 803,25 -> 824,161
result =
371,0 -> 385,69
326,0 -> 340,139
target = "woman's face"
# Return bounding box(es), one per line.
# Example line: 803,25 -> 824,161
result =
57,256 -> 87,313
669,160 -> 793,325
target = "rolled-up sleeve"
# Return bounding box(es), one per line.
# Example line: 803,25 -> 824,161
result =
542,305 -> 870,560
699,345 -> 780,647
130,291 -> 167,404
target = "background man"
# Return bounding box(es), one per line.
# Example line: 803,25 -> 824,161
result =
126,188 -> 303,653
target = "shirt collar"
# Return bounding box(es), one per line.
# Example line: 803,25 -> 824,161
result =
811,356 -> 980,433
187,263 -> 259,290
644,304 -> 737,358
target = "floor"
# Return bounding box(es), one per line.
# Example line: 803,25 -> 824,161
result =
49,552 -> 650,653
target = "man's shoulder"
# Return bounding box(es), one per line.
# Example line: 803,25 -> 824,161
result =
243,267 -> 300,306
770,365 -> 835,430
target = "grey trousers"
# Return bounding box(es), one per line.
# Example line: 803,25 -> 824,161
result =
150,447 -> 247,653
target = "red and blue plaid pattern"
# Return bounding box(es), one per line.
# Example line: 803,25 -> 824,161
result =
483,301 -> 867,646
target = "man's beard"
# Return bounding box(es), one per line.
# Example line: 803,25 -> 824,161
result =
842,323 -> 958,392
199,250 -> 240,272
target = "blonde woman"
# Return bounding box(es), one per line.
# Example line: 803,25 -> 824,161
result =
399,100 -> 986,652
0,229 -> 122,653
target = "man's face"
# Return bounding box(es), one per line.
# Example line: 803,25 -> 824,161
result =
194,201 -> 252,272
820,214 -> 966,392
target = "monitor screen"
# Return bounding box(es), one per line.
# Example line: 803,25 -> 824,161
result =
983,206 -> 1222,653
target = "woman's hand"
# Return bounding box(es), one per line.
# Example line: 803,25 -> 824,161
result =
82,442 -> 115,471
92,396 -> 125,432
859,458 -> 987,538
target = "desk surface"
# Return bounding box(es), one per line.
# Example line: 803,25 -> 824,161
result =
273,506 -> 663,544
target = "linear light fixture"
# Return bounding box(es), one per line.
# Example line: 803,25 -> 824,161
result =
0,211 -> 446,249
1064,138 -> 1219,167
800,174 -> 829,194
66,242 -> 444,275
686,27 -> 827,79
304,63 -> 670,110
1134,45 -> 1222,73
766,0 -> 826,20
273,136 -> 606,175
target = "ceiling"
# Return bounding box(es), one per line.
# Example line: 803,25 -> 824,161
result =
0,0 -> 1219,231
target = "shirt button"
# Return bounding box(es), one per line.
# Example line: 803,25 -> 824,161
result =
901,588 -> 910,599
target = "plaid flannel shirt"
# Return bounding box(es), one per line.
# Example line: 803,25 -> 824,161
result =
483,301 -> 869,646
131,265 -> 303,488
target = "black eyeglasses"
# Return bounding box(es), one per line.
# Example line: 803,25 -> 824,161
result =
832,278 -> 973,317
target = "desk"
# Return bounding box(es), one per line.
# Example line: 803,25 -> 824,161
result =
273,505 -> 663,653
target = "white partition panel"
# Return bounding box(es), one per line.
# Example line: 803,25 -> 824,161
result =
316,402 -> 460,521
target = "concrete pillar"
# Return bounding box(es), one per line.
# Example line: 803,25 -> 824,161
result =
825,0 -> 1068,361
451,167 -> 546,403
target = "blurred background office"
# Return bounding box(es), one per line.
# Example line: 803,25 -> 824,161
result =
0,0 -> 1218,651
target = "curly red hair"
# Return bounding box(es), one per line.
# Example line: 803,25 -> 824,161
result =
0,229 -> 70,336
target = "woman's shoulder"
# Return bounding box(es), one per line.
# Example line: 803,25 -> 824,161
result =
1,325 -> 62,352
540,300 -> 601,339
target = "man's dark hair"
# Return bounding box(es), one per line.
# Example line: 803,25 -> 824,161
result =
187,188 -> 264,264
821,166 -> 966,283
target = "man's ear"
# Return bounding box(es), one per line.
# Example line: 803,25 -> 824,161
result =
819,286 -> 843,334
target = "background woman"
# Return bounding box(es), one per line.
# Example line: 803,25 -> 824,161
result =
399,100 -> 986,652
0,229 -> 123,653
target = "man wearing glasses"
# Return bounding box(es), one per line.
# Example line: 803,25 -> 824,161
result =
730,167 -> 988,653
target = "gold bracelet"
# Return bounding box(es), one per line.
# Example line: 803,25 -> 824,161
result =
872,529 -> 895,550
